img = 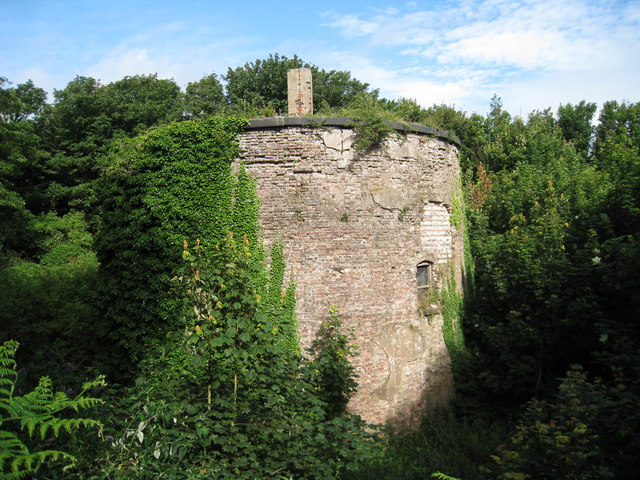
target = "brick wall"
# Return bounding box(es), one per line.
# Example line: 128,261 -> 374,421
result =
236,117 -> 463,425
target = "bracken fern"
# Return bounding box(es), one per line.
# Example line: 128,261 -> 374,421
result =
0,340 -> 104,478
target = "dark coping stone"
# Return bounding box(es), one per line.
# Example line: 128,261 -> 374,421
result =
245,116 -> 460,146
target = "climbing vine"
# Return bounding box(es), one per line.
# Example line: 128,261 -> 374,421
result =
94,116 -> 294,379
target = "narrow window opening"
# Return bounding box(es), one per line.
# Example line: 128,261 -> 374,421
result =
416,261 -> 432,289
416,261 -> 434,314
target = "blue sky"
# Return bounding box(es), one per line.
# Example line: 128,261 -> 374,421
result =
1,0 -> 639,116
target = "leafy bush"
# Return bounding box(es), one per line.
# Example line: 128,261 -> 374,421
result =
94,116 -> 265,379
92,239 -> 379,479
307,307 -> 358,418
486,365 -> 639,480
0,340 -> 104,478
338,93 -> 396,153
30,211 -> 94,266
0,254 -> 100,388
347,407 -> 507,480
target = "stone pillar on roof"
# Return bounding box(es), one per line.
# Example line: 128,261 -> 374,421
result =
287,68 -> 313,116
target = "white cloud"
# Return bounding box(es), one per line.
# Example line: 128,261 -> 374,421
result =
324,14 -> 379,37
317,51 -> 470,107
85,47 -> 170,84
82,26 -> 259,88
322,0 -> 640,114
441,30 -> 569,70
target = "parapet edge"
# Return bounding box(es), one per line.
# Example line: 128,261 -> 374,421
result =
245,116 -> 461,146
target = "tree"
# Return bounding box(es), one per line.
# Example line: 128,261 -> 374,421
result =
312,67 -> 374,110
37,75 -> 184,221
593,101 -> 640,236
464,106 -> 611,401
225,53 -> 307,113
35,76 -> 109,217
0,77 -> 47,123
183,73 -> 225,119
102,74 -> 182,136
557,101 -> 597,160
224,53 -> 373,113
0,78 -> 48,258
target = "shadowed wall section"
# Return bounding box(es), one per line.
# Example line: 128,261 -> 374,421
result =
236,117 -> 463,425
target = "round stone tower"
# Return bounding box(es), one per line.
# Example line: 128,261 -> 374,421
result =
236,116 -> 463,425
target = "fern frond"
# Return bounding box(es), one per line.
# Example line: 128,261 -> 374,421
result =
6,396 -> 39,419
0,374 -> 17,386
23,377 -> 55,410
0,430 -> 29,455
0,340 -> 19,359
0,340 -> 103,477
9,449 -> 76,475
0,398 -> 14,413
431,473 -> 462,480
81,376 -> 107,391
36,417 -> 102,440
73,396 -> 104,410
0,469 -> 30,480
0,386 -> 14,398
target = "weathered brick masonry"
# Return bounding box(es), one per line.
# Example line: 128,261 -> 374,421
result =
236,117 -> 463,425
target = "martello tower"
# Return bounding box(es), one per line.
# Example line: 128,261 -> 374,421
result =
234,70 -> 464,424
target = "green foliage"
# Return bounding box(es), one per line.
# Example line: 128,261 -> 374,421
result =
378,98 -> 425,123
0,77 -> 47,124
260,240 -> 298,352
0,78 -> 48,259
0,185 -> 34,261
338,93 -> 397,152
35,75 -> 183,220
462,104 -> 614,400
224,53 -> 375,114
103,75 -> 182,137
92,241 -> 378,479
441,273 -> 465,365
0,340 -> 104,478
307,307 -> 358,418
30,211 -> 94,265
183,73 -> 225,119
486,365 -> 640,480
94,116 -> 255,378
557,101 -> 597,160
35,76 -> 109,217
594,101 -> 640,235
347,408 -> 507,480
0,254 -> 100,388
431,473 -> 462,480
451,96 -> 640,477
225,53 -> 303,113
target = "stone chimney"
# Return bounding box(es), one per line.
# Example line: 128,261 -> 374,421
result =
287,68 -> 313,116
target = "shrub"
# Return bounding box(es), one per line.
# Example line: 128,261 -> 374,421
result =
94,116 -> 272,379
307,307 -> 358,418
0,254 -> 100,388
92,239 -> 379,480
485,365 -> 637,480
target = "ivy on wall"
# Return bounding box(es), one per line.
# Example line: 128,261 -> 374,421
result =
94,116 -> 294,379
